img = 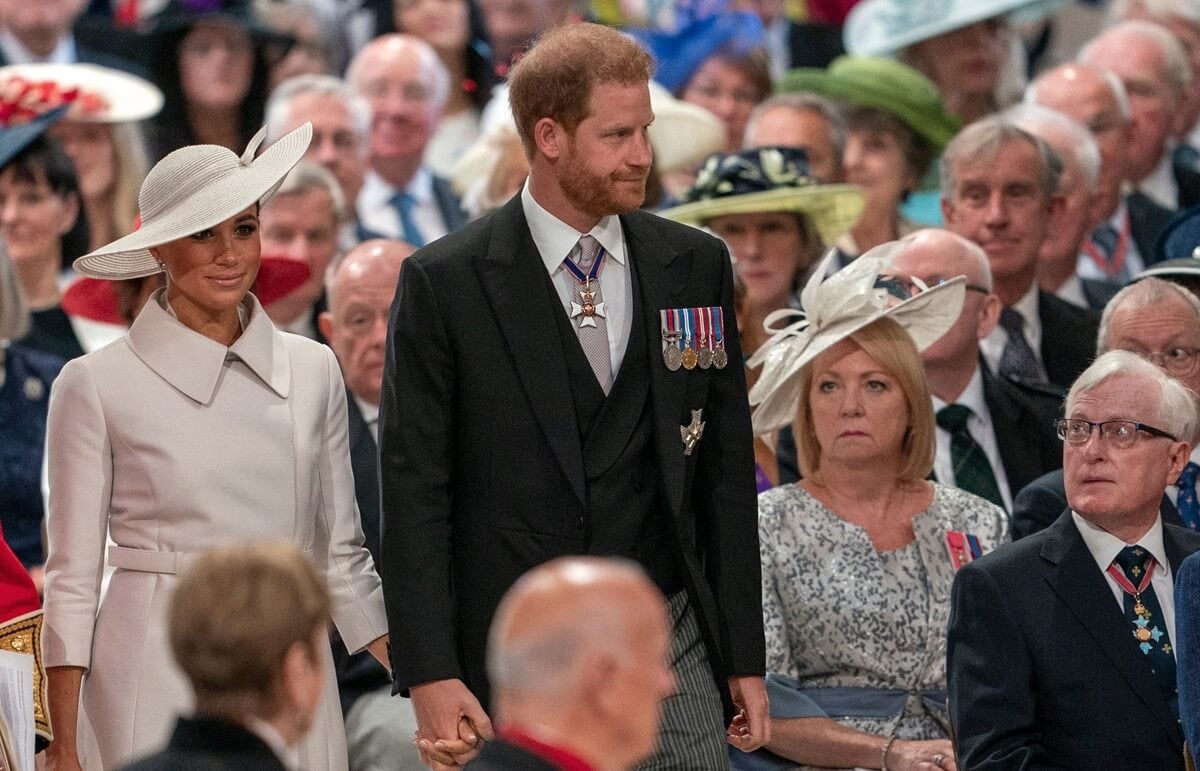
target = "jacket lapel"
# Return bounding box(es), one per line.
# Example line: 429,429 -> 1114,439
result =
981,365 -> 1038,495
624,213 -> 691,515
476,198 -> 587,504
1042,513 -> 1182,742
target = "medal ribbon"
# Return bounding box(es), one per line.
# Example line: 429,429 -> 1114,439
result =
713,307 -> 724,345
1081,216 -> 1131,280
562,247 -> 607,285
1106,558 -> 1156,599
696,307 -> 708,345
681,307 -> 693,349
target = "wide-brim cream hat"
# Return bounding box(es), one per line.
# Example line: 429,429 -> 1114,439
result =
647,81 -> 725,173
73,122 -> 313,280
0,63 -> 163,123
844,0 -> 1065,57
747,243 -> 965,435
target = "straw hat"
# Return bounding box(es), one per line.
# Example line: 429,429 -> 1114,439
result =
844,0 -> 1064,57
747,243 -> 965,434
780,56 -> 959,151
73,122 -> 313,281
0,64 -> 163,123
659,147 -> 864,245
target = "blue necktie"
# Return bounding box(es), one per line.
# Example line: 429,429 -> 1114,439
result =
390,191 -> 426,248
1176,462 -> 1200,529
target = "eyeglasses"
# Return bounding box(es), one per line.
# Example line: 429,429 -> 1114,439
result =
1054,418 -> 1178,449
1130,347 -> 1200,376
875,274 -> 990,302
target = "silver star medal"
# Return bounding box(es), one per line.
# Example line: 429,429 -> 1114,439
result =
570,279 -> 606,329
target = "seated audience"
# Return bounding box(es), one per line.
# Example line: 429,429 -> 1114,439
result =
119,543 -> 332,771
464,557 -> 675,771
744,248 -> 1006,770
254,0 -> 342,90
888,229 -> 1062,512
949,351 -> 1200,768
940,115 -> 1099,389
1027,63 -> 1173,286
782,56 -> 957,259
1012,277 -> 1200,538
259,161 -> 344,342
347,34 -> 468,246
318,239 -> 422,771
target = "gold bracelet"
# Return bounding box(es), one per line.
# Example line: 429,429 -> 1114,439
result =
880,735 -> 897,771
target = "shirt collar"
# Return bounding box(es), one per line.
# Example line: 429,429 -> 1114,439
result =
498,724 -> 596,771
521,181 -> 627,275
1012,279 -> 1042,339
354,394 -> 379,425
1072,510 -> 1171,579
932,364 -> 988,417
127,288 -> 290,404
0,30 -> 75,64
361,167 -> 433,207
243,717 -> 300,771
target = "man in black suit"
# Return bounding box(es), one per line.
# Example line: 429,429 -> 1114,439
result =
318,239 -> 421,771
466,557 -> 675,771
1012,276 -> 1200,539
379,22 -> 767,769
888,229 -> 1062,512
941,114 -> 1099,391
0,0 -> 142,73
949,351 -> 1200,769
347,34 -> 468,246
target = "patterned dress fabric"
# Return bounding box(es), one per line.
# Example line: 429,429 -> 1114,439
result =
759,483 -> 1008,752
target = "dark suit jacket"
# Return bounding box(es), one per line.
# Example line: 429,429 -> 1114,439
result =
331,392 -> 390,714
1129,191 -> 1176,264
1012,469 -> 1184,540
1176,551 -> 1200,757
1038,290 -> 1100,391
118,716 -> 287,771
1079,278 -> 1120,314
776,365 -> 1063,496
379,195 -> 763,713
463,738 -> 560,771
948,511 -> 1200,769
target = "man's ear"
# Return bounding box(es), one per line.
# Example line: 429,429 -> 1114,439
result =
941,196 -> 956,229
534,117 -> 566,161
318,310 -> 333,340
977,293 -> 1002,340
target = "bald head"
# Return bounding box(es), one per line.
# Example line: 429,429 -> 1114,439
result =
319,239 -> 413,405
487,558 -> 674,769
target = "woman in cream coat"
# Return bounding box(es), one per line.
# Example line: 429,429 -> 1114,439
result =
41,123 -> 389,770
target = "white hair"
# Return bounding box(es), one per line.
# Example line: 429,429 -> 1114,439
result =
346,34 -> 452,111
744,93 -> 848,161
1080,20 -> 1192,96
1098,276 -> 1200,354
1067,349 -> 1200,444
1006,103 -> 1101,192
269,160 -> 346,223
1026,64 -> 1133,122
264,74 -> 371,144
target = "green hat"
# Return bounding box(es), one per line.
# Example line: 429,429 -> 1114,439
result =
780,56 -> 960,151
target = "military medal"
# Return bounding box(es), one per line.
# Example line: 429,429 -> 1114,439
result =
696,308 -> 713,369
661,310 -> 683,371
680,309 -> 698,370
712,307 -> 728,369
563,245 -> 607,329
1106,558 -> 1162,647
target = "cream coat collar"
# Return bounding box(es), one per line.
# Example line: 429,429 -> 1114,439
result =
127,289 -> 290,404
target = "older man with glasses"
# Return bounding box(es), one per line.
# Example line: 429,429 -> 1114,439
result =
948,350 -> 1200,769
1012,277 -> 1200,538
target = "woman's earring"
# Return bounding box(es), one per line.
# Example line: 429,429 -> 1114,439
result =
157,261 -> 166,273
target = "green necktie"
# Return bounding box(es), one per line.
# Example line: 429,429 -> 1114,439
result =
936,404 -> 1005,509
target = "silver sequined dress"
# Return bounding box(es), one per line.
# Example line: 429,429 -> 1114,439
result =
759,483 -> 1008,747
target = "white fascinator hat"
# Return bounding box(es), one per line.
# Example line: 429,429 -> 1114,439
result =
747,242 -> 966,435
73,122 -> 313,280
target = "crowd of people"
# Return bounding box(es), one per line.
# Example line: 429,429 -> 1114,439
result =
6,0 -> 1200,769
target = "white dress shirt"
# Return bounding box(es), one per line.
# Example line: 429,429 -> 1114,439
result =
1076,199 -> 1144,284
521,182 -> 633,378
1137,147 -> 1180,212
1072,511 -> 1176,645
931,366 -> 1014,511
355,395 -> 379,443
980,281 -> 1042,377
356,168 -> 449,245
245,717 -> 299,771
0,30 -> 75,64
1054,274 -> 1088,310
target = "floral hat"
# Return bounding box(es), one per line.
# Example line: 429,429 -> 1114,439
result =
0,64 -> 163,124
0,73 -> 79,167
658,147 -> 864,245
747,242 -> 965,434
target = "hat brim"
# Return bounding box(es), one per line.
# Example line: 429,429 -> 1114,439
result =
1137,258 -> 1200,281
748,253 -> 965,434
72,122 -> 312,281
0,106 -> 69,168
0,64 -> 163,123
659,185 -> 865,246
779,67 -> 959,151
845,0 -> 1065,56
